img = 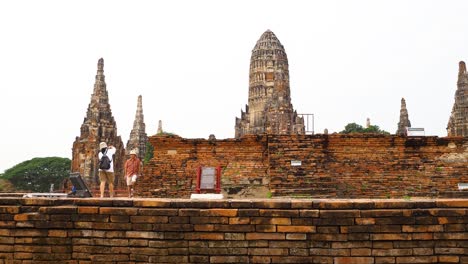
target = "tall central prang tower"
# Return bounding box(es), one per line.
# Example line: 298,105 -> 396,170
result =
235,30 -> 304,138
71,58 -> 125,188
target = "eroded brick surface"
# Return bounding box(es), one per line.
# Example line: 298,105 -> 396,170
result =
0,199 -> 465,263
137,134 -> 467,199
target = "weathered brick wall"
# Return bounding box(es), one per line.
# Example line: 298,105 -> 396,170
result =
138,134 -> 467,199
0,198 -> 466,263
269,135 -> 468,198
138,135 -> 269,198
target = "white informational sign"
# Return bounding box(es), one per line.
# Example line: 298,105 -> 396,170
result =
458,183 -> 468,190
291,160 -> 302,166
200,167 -> 216,189
406,128 -> 425,136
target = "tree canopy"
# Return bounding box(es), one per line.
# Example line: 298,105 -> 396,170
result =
340,123 -> 390,134
1,157 -> 71,192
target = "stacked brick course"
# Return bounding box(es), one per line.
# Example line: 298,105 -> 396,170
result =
139,134 -> 467,199
0,198 -> 466,263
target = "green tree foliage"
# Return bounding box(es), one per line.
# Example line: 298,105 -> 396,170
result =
340,123 -> 390,134
143,142 -> 154,165
364,125 -> 390,134
1,157 -> 71,192
341,123 -> 364,134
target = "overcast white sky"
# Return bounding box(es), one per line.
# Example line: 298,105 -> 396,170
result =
1,0 -> 467,173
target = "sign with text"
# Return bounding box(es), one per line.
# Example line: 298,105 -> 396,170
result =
200,167 -> 216,189
196,166 -> 221,194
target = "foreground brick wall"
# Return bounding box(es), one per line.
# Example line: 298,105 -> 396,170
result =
138,134 -> 467,198
0,198 -> 466,263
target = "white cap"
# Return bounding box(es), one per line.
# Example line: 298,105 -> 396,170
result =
99,142 -> 107,149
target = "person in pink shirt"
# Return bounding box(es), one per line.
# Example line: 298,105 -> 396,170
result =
124,149 -> 140,197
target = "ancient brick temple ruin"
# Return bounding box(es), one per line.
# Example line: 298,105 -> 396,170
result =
71,58 -> 125,188
137,31 -> 467,199
396,97 -> 411,135
447,61 -> 468,137
125,95 -> 148,160
69,31 -> 467,200
235,30 -> 305,138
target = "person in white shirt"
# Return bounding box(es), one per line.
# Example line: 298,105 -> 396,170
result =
98,142 -> 116,198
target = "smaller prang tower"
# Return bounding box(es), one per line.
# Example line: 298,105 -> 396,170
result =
157,120 -> 163,134
126,95 -> 148,161
235,30 -> 304,138
71,58 -> 125,188
396,98 -> 411,135
447,61 -> 468,137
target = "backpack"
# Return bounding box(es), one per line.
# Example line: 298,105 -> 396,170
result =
99,150 -> 112,170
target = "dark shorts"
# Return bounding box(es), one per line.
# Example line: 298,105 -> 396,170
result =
99,170 -> 115,184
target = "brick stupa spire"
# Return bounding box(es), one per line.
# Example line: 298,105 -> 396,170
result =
396,98 -> 411,135
235,30 -> 305,138
126,95 -> 148,161
71,58 -> 125,187
447,61 -> 468,136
